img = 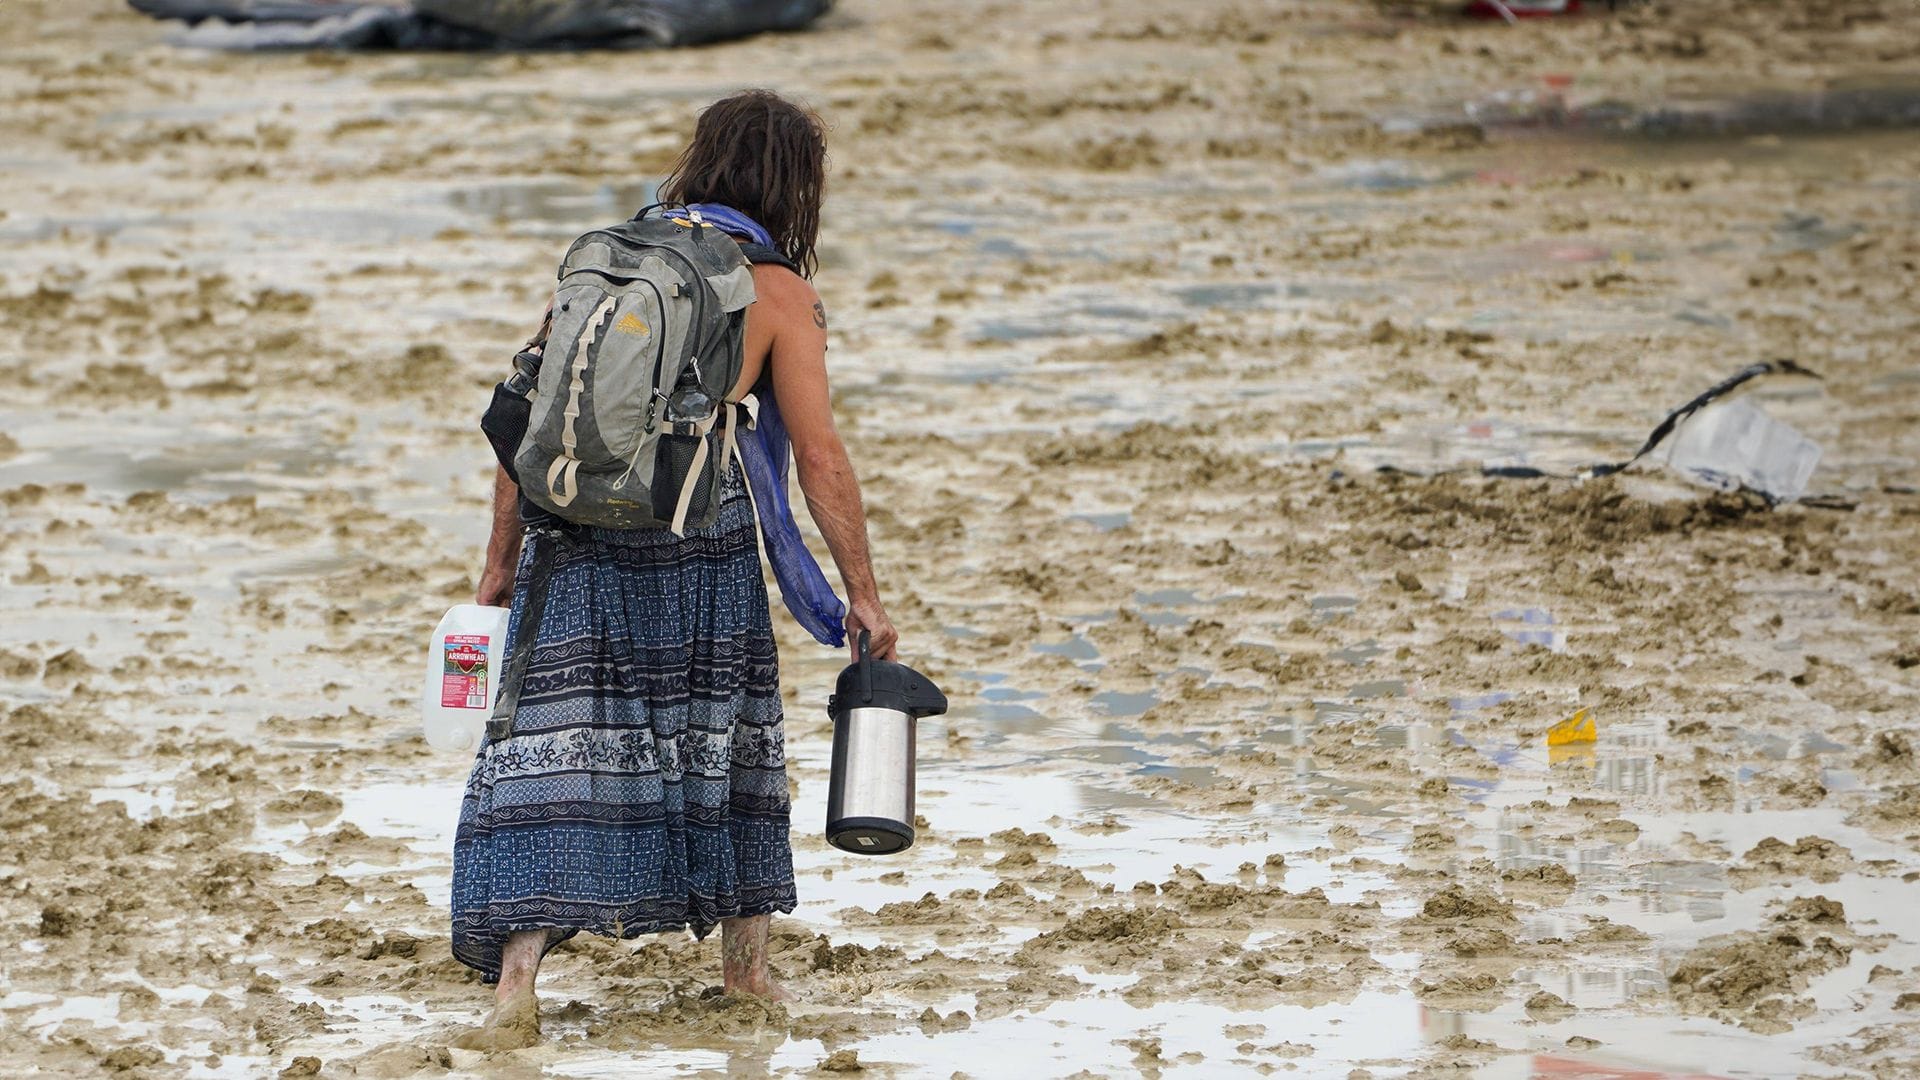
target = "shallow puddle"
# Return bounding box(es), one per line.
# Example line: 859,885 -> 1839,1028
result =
443,178 -> 659,235
1031,633 -> 1101,663
1331,638 -> 1385,666
0,411 -> 343,499
1090,690 -> 1158,716
1405,79 -> 1920,141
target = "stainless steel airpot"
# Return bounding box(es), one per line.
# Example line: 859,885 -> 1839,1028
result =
825,630 -> 948,855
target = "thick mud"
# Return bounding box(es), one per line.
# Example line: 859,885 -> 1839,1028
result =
2,0 -> 1918,1077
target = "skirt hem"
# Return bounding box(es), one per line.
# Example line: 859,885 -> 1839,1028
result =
452,893 -> 800,982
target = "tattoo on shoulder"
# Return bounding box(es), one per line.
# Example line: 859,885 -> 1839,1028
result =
812,301 -> 827,330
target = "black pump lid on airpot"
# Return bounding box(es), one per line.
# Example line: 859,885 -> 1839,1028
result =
828,632 -> 949,720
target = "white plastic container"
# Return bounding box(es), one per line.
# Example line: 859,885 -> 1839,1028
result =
1660,398 -> 1822,503
421,604 -> 510,752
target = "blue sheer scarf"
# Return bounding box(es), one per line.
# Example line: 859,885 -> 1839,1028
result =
685,203 -> 772,247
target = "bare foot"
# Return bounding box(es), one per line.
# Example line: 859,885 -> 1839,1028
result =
719,914 -> 790,1003
450,986 -> 541,1052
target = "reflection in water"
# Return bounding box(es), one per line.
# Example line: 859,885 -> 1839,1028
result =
1350,678 -> 1406,701
1495,607 -> 1563,650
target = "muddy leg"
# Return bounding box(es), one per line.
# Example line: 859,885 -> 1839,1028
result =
721,915 -> 788,1000
496,929 -> 545,1002
450,931 -> 546,1052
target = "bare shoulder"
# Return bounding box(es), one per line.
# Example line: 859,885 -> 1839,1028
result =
751,264 -> 825,331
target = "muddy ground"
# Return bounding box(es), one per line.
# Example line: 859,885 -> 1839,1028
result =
1,0 -> 1918,1076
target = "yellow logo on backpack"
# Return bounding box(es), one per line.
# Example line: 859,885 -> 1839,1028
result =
614,312 -> 650,337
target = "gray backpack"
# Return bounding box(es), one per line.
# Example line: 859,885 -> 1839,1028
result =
514,206 -> 757,533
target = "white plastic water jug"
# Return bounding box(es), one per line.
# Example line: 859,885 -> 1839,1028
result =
421,604 -> 510,752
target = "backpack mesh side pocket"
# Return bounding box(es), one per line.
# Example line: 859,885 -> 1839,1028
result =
480,358 -> 539,486
649,432 -> 715,525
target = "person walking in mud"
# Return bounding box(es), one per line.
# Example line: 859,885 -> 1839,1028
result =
450,90 -> 897,1051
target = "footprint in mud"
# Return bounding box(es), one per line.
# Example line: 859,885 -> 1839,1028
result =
588,990 -> 792,1049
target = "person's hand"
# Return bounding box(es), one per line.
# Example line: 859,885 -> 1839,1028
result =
846,595 -> 897,662
477,562 -> 516,609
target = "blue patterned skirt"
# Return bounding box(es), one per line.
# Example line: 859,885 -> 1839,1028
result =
450,462 -> 796,981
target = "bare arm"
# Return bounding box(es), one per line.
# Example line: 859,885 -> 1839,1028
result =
476,304 -> 550,608
763,275 -> 897,661
476,465 -> 521,607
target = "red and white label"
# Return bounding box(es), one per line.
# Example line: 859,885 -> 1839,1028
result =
441,634 -> 490,709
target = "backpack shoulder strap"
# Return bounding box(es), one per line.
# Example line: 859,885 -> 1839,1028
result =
731,241 -> 798,401
734,240 -> 802,277
523,298 -> 554,354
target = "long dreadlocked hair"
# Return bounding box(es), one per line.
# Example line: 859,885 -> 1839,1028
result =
660,90 -> 828,278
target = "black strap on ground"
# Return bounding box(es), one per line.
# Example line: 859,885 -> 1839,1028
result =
1589,358 -> 1821,477
487,531 -> 563,743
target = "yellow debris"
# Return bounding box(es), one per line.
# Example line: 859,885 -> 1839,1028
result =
1547,707 -> 1597,746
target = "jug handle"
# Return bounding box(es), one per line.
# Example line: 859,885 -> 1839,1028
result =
857,629 -> 873,704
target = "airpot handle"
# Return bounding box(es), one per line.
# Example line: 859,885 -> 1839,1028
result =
857,629 -> 873,705
827,631 -> 947,721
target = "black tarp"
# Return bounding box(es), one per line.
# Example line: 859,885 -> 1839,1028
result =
126,0 -> 832,49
